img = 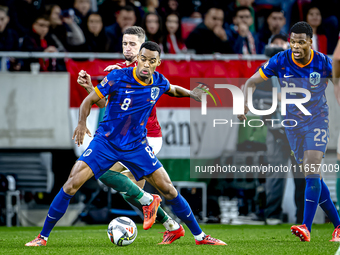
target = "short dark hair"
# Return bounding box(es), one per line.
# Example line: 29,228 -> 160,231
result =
290,21 -> 313,38
139,41 -> 161,56
124,26 -> 145,42
120,5 -> 135,13
270,33 -> 288,43
233,6 -> 251,18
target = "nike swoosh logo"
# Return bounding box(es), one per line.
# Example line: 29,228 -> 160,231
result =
315,143 -> 324,146
284,74 -> 294,78
306,199 -> 315,202
152,161 -> 157,166
125,90 -> 135,94
47,214 -> 56,219
187,211 -> 192,217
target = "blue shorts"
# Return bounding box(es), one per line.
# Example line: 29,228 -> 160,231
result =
78,135 -> 163,181
285,118 -> 329,164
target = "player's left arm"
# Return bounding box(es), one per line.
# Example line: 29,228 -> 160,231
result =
72,90 -> 101,146
332,40 -> 340,106
165,84 -> 209,102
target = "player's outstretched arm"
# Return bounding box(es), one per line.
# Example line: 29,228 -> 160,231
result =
103,64 -> 122,72
237,71 -> 266,121
72,90 -> 101,146
166,84 -> 209,102
77,70 -> 107,108
333,40 -> 340,106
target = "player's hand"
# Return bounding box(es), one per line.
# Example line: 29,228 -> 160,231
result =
72,123 -> 92,147
103,65 -> 122,72
77,70 -> 93,89
190,84 -> 209,102
237,105 -> 249,121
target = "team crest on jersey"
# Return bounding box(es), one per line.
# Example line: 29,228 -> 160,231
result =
309,72 -> 320,86
151,87 -> 160,100
101,77 -> 108,87
83,149 -> 92,157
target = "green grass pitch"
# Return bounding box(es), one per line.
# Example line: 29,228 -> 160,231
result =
1,224 -> 339,255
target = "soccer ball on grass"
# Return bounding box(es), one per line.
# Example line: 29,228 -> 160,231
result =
107,217 -> 137,246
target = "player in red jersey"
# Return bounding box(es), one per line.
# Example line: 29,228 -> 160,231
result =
77,26 -> 184,244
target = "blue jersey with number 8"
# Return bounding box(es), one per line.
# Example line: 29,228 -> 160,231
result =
94,67 -> 170,151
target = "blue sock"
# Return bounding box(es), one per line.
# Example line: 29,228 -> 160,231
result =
40,188 -> 73,238
167,193 -> 202,235
319,179 -> 340,228
302,174 -> 321,232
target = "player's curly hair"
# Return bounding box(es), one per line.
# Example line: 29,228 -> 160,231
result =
290,21 -> 313,38
139,41 -> 161,56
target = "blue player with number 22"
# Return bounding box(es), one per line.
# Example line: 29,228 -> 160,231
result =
25,41 -> 226,247
239,22 -> 340,242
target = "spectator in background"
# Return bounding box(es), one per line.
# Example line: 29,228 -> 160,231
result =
142,12 -> 163,50
0,5 -> 21,71
163,12 -> 186,54
159,0 -> 179,19
178,0 -> 203,19
185,7 -> 233,54
305,6 -> 327,54
9,0 -> 45,37
227,6 -> 263,54
105,5 -> 136,52
258,7 -> 286,47
224,0 -> 256,33
45,4 -> 85,52
140,0 -> 159,15
81,12 -> 111,52
73,0 -> 92,30
21,15 -> 65,71
98,0 -> 141,27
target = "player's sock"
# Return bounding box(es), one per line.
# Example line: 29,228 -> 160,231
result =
40,188 -> 73,238
302,174 -> 321,232
99,171 -> 141,198
163,217 -> 180,231
121,193 -> 171,224
167,193 -> 202,235
336,160 -> 340,212
319,178 -> 340,228
194,232 -> 206,241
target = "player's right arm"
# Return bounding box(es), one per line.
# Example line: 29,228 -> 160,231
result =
77,70 -> 107,108
237,72 -> 266,121
238,54 -> 280,121
72,90 -> 101,146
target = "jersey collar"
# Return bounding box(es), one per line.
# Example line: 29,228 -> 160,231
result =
291,49 -> 314,68
133,67 -> 154,86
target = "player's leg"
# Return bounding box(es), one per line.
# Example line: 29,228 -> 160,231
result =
144,167 -> 226,245
25,161 -> 94,246
99,164 -> 180,233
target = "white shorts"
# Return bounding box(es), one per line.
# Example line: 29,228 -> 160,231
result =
120,136 -> 163,173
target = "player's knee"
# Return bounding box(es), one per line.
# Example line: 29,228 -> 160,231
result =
159,184 -> 177,200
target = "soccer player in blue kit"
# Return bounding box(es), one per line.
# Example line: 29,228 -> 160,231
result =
238,22 -> 340,242
25,41 -> 226,246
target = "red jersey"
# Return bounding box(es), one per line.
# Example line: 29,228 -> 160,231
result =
115,61 -> 162,137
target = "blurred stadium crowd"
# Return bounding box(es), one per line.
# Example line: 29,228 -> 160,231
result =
0,0 -> 340,71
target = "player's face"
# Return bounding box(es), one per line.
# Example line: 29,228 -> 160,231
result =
136,48 -> 161,80
290,33 -> 312,60
122,34 -> 142,62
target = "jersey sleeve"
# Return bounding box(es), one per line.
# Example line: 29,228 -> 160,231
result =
325,55 -> 333,78
94,70 -> 120,99
258,54 -> 279,81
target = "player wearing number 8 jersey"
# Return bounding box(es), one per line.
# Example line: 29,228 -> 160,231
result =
238,22 -> 340,242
